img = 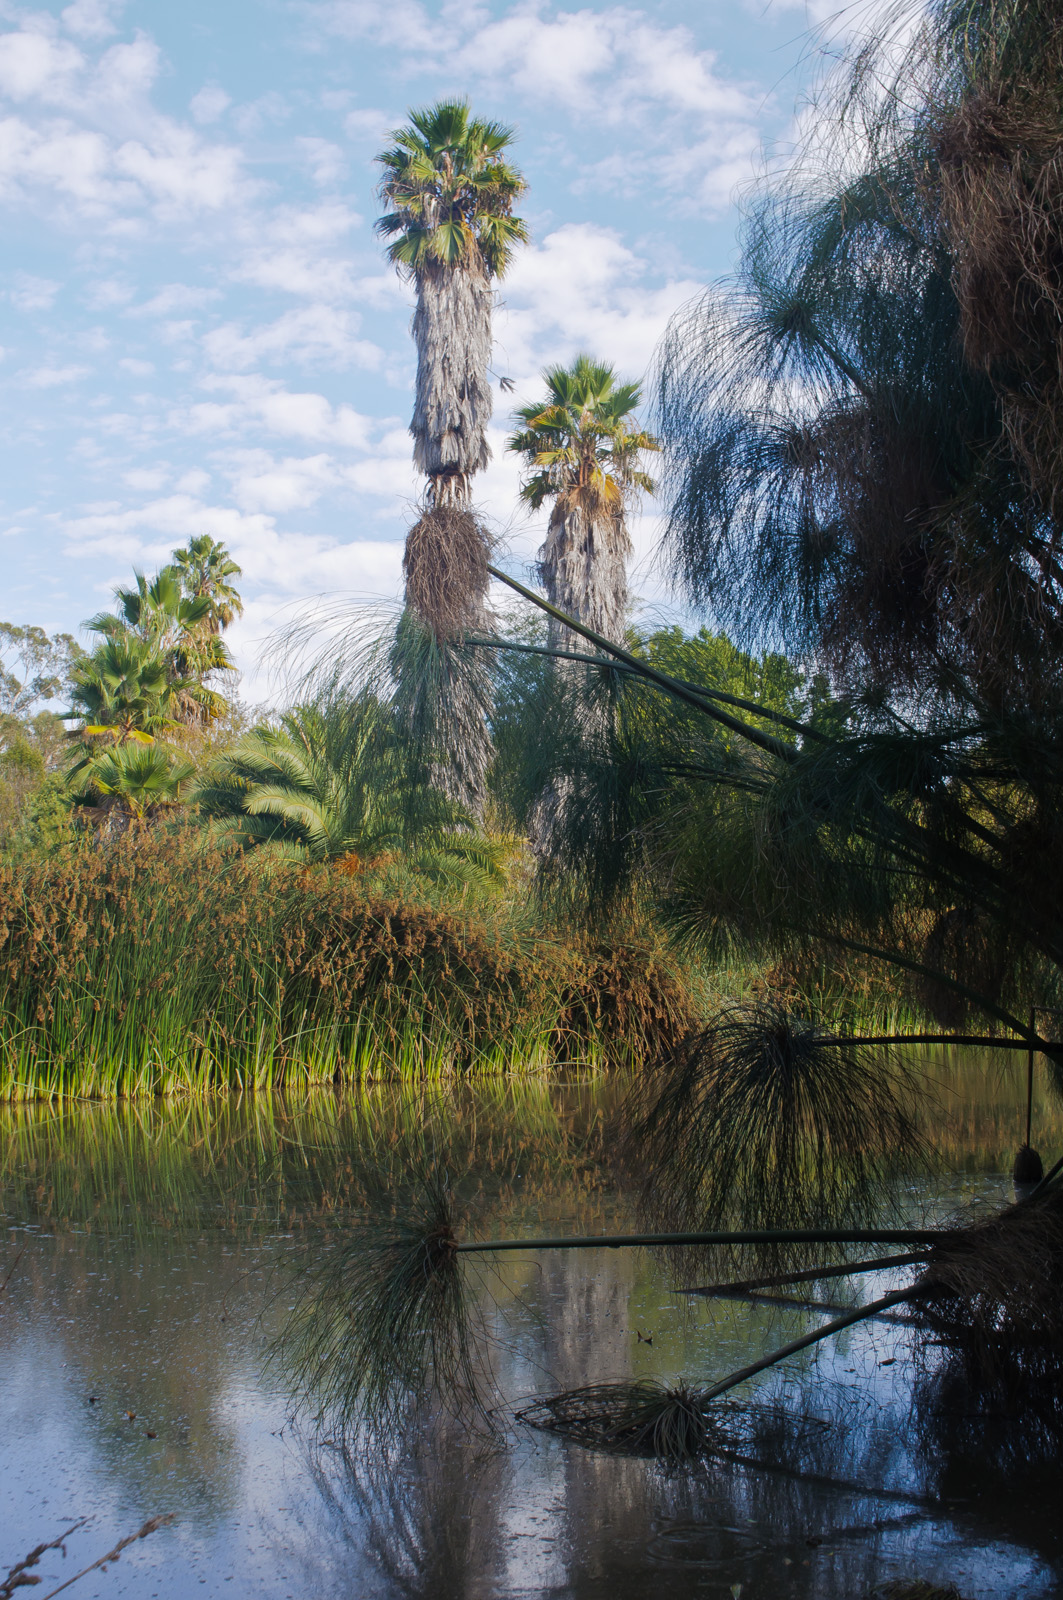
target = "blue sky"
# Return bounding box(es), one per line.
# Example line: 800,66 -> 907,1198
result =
0,0 -> 853,695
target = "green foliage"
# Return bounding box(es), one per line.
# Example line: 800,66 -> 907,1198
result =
624,1003 -> 924,1239
66,633 -> 176,744
198,692 -> 508,891
0,622 -> 83,717
375,99 -> 528,277
68,741 -> 197,821
508,354 -> 658,516
168,533 -> 244,632
0,822 -> 696,1098
68,536 -> 242,751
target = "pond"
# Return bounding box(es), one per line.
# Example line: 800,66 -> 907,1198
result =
1,1051 -> 1062,1599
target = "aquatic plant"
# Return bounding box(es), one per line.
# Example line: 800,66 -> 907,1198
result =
0,823 -> 695,1097
623,1002 -> 926,1237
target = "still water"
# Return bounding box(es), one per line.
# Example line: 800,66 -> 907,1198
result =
1,1054 -> 1062,1599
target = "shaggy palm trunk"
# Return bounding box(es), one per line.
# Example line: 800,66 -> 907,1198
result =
404,262 -> 496,817
411,263 -> 493,496
531,504 -> 632,856
539,503 -> 632,650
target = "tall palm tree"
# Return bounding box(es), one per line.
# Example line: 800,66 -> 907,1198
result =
376,100 -> 527,817
506,358 -> 658,855
377,99 -> 527,514
170,535 -> 244,633
509,356 -> 659,653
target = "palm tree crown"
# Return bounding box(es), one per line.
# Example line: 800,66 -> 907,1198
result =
376,99 -> 528,278
170,535 -> 244,633
509,355 -> 659,643
511,356 -> 658,520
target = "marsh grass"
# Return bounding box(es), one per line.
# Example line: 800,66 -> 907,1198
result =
0,824 -> 695,1099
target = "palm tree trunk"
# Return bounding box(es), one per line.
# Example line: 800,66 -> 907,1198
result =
538,504 -> 632,649
530,506 -> 632,854
402,262 -> 496,819
411,262 -> 494,501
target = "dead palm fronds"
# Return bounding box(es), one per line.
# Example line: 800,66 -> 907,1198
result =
402,504 -> 491,640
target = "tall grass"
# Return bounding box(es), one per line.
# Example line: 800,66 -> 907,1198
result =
0,824 -> 695,1099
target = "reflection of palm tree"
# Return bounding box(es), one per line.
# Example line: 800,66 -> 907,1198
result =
376,100 -> 528,817
509,355 -> 658,652
301,1422 -> 504,1600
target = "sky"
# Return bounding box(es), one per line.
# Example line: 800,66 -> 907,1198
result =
0,0 -> 860,700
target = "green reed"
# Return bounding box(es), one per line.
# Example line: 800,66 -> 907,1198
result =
0,825 -> 694,1099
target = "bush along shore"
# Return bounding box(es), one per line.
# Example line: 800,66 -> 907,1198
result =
0,824 -> 696,1100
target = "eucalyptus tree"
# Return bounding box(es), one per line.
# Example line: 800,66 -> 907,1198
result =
376,99 -> 528,816
509,355 -> 658,651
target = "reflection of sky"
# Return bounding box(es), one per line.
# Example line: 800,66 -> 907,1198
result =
1,1185 -> 1059,1599
2,1068 -> 1061,1597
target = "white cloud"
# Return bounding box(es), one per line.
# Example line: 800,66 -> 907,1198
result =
189,84 -> 230,126
0,19 -> 252,222
61,0 -> 125,41
497,222 -> 702,381
25,362 -> 90,385
318,0 -> 767,212
298,135 -> 346,187
173,373 -> 379,451
221,448 -> 339,513
231,91 -> 289,138
123,463 -> 168,490
203,304 -> 383,373
343,106 -> 392,145
130,282 -> 219,317
10,272 -> 60,310
61,491 -> 407,616
118,355 -> 153,374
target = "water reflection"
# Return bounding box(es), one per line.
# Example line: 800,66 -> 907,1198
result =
0,1055 -> 1061,1597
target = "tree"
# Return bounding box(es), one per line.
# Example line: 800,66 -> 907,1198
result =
509,356 -> 658,651
65,635 -> 175,746
69,740 -> 196,824
169,535 -> 244,633
88,561 -> 237,731
197,695 -> 507,890
0,623 -> 82,718
376,99 -> 528,817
